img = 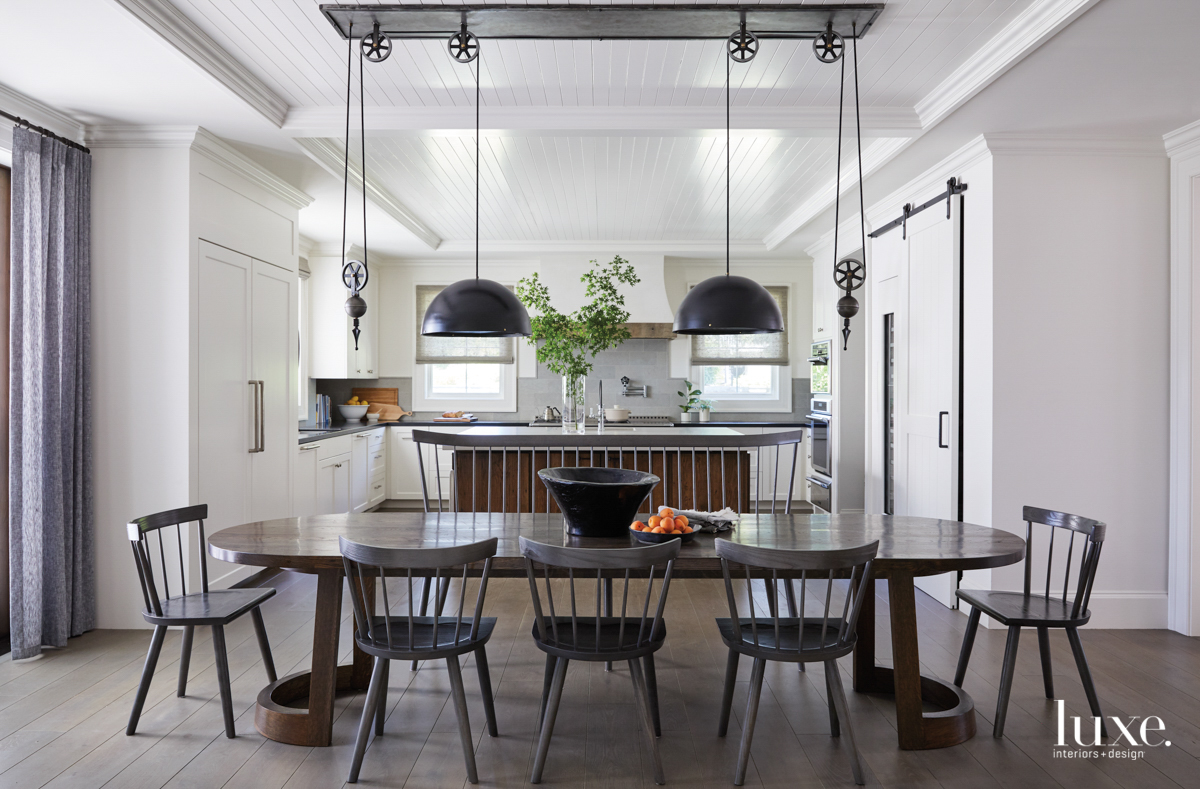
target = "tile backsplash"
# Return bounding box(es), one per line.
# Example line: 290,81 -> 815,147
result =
315,338 -> 811,422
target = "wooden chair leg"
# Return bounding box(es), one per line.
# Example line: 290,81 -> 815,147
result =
127,625 -> 167,735
826,661 -> 865,786
824,663 -> 840,737
538,653 -> 555,733
1037,627 -> 1055,699
211,625 -> 237,739
348,657 -> 388,783
1066,627 -> 1108,739
412,577 -> 432,671
734,657 -> 766,787
531,657 -> 569,784
953,607 -> 981,687
374,659 -> 390,736
643,653 -> 661,737
630,658 -> 665,785
250,606 -> 277,683
476,646 -> 499,737
717,648 -> 740,737
993,626 -> 1021,738
176,625 -> 194,697
446,655 -> 479,784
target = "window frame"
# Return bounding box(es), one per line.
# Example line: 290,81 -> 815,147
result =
691,364 -> 793,413
412,360 -> 519,412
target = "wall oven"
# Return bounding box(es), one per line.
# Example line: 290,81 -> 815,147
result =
806,473 -> 831,513
806,405 -> 832,512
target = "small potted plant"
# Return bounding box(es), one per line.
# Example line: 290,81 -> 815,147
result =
677,380 -> 702,423
697,399 -> 714,422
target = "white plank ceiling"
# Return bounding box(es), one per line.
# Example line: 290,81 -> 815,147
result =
160,0 -> 1036,246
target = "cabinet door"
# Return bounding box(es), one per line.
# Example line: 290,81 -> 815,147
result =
389,428 -> 423,500
350,432 -> 371,513
197,241 -> 253,575
352,275 -> 378,378
317,453 -> 351,515
251,259 -> 296,521
295,443 -> 320,516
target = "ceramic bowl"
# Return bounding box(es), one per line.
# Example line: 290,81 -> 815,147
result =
604,407 -> 631,422
630,525 -> 700,544
538,467 -> 659,538
338,404 -> 369,420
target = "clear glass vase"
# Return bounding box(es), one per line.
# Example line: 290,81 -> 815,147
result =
562,374 -> 587,434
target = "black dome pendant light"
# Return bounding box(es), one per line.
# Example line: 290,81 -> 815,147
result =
818,22 -> 868,351
422,19 -> 531,338
674,18 -> 783,336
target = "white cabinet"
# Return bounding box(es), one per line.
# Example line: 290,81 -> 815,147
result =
813,255 -> 833,339
389,426 -> 468,504
197,241 -> 295,565
309,250 -> 379,379
295,443 -> 320,516
317,453 -> 351,514
350,428 -> 387,513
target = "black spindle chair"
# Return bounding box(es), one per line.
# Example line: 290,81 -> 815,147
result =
520,536 -> 680,786
340,536 -> 500,785
126,504 -> 277,739
953,506 -> 1107,739
715,538 -> 878,786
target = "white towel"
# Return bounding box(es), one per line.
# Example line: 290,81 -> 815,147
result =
657,505 -> 739,533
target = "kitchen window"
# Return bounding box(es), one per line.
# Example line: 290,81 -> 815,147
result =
413,285 -> 518,412
690,285 -> 791,412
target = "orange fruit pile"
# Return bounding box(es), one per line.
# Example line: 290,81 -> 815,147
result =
631,508 -> 693,535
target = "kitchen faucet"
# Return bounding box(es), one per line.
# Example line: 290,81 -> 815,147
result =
621,376 -> 649,398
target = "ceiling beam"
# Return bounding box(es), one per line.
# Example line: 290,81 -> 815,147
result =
762,0 -> 1102,249
111,0 -> 289,128
293,137 -> 442,250
283,105 -> 920,138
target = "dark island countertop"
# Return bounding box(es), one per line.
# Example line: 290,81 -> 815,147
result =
298,420 -> 810,444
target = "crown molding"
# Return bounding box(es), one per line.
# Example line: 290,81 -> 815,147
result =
111,0 -> 288,128
293,137 -> 442,250
0,81 -> 86,143
764,137 -> 911,251
283,105 -> 922,138
983,133 -> 1165,157
191,128 -> 313,208
1164,118 -> 1200,159
85,125 -> 200,148
298,235 -> 318,257
914,0 -> 1102,129
434,239 -> 774,256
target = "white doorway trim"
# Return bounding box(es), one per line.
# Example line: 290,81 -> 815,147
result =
1166,119 -> 1200,636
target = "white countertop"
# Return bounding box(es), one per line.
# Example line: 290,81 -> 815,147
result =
461,425 -> 743,437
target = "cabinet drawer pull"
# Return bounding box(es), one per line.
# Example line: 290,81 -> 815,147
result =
334,463 -> 343,468
374,453 -> 384,459
373,484 -> 383,490
300,445 -> 319,451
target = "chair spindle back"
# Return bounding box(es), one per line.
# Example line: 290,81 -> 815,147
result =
127,504 -> 211,618
339,536 -> 498,651
1021,506 -> 1105,619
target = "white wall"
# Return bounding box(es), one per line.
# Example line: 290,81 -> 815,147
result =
989,140 -> 1170,627
91,146 -> 193,629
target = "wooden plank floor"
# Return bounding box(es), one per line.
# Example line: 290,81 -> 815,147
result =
1,571 -> 1197,788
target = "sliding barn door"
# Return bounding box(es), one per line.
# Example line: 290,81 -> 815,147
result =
882,198 -> 963,607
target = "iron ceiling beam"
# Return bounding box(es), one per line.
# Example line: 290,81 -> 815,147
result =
319,4 -> 883,41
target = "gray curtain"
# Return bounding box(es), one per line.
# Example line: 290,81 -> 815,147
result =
9,127 -> 93,659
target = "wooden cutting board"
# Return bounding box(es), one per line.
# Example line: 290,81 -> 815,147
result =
351,387 -> 399,406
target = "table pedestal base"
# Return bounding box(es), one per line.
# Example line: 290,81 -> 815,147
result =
253,569 -> 374,747
854,573 -> 977,749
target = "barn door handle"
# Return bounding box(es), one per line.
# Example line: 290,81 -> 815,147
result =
938,411 -> 949,449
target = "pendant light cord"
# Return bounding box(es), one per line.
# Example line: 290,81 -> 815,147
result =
726,52 -> 731,277
341,23 -> 353,273
853,24 -> 866,269
476,50 -> 481,280
832,39 -> 846,273
360,44 -> 368,273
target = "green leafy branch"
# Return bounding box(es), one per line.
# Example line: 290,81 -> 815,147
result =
515,256 -> 641,381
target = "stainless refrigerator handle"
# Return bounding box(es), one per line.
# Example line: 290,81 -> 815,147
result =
258,381 -> 266,452
249,381 -> 265,453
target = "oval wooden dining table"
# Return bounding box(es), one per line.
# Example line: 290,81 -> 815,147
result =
208,511 -> 1024,750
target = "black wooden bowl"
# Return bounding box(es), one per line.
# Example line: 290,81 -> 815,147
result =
538,467 -> 660,538
630,526 -> 700,544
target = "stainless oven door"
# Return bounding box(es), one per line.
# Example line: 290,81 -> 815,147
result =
806,414 -> 831,477
806,475 -> 832,513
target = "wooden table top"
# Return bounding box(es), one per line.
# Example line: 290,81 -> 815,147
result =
207,512 -> 1025,578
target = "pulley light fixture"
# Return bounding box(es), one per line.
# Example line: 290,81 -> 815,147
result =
339,21 -> 381,352
422,16 -> 532,338
672,16 -> 784,336
819,21 -> 868,351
